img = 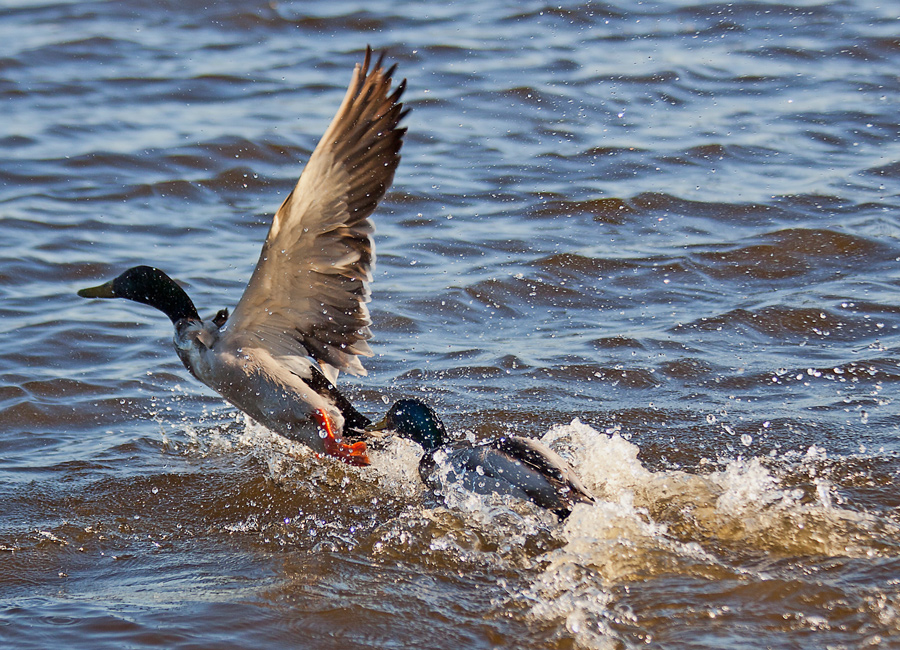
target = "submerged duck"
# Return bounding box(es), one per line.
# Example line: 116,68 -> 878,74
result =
77,48 -> 408,466
369,399 -> 595,518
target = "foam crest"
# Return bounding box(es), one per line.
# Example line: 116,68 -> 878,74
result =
521,495 -> 703,650
702,455 -> 895,557
518,419 -> 900,647
366,436 -> 429,499
524,568 -> 620,650
541,418 -> 653,497
235,415 -> 316,479
540,419 -> 898,558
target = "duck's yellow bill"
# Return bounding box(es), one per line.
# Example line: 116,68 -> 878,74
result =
77,281 -> 116,299
365,416 -> 389,432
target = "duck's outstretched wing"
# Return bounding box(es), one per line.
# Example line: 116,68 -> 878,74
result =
225,47 -> 407,380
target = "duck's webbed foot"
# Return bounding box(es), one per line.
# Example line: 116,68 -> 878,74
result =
313,409 -> 371,467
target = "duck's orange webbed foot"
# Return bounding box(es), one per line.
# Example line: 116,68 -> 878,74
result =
313,409 -> 370,467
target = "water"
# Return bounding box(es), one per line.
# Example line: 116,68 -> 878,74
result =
3,0 -> 900,647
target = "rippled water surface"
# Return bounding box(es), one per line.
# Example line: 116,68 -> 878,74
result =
3,0 -> 900,648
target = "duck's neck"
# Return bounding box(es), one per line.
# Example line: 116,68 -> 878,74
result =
173,318 -> 221,383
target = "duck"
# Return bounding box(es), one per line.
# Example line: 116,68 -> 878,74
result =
77,48 -> 408,466
369,399 -> 595,518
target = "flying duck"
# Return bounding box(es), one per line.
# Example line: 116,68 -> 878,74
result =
369,399 -> 596,518
77,48 -> 408,466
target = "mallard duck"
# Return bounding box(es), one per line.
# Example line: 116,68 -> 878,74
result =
369,399 -> 595,518
77,48 -> 408,466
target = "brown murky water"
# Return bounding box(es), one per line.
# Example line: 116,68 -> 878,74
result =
3,1 -> 900,648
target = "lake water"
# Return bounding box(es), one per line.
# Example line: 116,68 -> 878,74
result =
3,0 -> 900,648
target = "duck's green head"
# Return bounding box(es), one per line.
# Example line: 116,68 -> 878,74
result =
78,265 -> 200,325
368,398 -> 447,451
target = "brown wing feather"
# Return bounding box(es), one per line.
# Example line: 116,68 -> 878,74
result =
225,48 -> 407,378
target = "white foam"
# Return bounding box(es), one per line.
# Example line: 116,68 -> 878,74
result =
541,417 -> 654,498
511,418 -> 900,648
366,436 -> 429,499
539,418 -> 896,558
154,410 -> 899,647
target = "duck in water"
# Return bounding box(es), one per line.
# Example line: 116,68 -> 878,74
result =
77,48 -> 408,466
369,399 -> 595,518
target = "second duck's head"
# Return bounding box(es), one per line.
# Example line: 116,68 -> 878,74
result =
369,398 -> 447,451
78,265 -> 200,325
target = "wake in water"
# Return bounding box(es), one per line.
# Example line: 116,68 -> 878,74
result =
523,420 -> 900,647
169,410 -> 900,649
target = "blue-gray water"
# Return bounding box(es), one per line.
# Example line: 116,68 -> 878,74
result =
3,1 -> 900,648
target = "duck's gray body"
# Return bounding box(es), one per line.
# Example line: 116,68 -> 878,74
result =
371,399 -> 595,518
174,322 -> 363,452
422,435 -> 595,518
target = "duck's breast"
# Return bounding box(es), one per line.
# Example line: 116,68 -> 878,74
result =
199,343 -> 340,451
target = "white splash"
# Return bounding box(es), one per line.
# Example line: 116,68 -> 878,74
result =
521,419 -> 715,648
512,418 -> 898,648
366,436 -> 429,499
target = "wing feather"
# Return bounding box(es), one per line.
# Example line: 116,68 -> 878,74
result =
225,47 -> 407,378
